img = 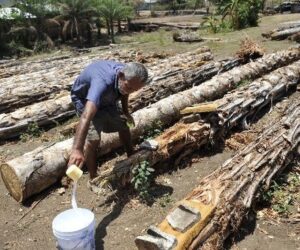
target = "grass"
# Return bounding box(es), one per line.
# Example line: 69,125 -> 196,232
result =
261,165 -> 300,216
20,122 -> 43,142
116,13 -> 300,59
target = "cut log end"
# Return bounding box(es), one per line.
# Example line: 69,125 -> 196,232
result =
0,163 -> 23,202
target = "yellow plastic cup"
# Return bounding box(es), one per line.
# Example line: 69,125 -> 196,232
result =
66,165 -> 83,182
126,121 -> 134,128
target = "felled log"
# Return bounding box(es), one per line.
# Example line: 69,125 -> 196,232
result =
261,21 -> 300,39
130,22 -> 199,31
129,57 -> 240,112
279,20 -> 300,27
94,60 -> 300,189
0,54 -> 72,79
0,49 -> 212,114
262,23 -> 300,38
270,26 -> 300,40
0,93 -> 75,139
277,20 -> 300,31
1,48 -> 299,202
173,32 -> 203,43
135,99 -> 300,250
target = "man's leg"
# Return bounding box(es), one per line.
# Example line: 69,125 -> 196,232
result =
118,128 -> 134,157
84,139 -> 100,179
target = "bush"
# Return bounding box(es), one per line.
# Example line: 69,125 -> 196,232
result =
218,0 -> 263,30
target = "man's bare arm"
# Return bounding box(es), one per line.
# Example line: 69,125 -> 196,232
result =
73,101 -> 98,150
68,101 -> 97,167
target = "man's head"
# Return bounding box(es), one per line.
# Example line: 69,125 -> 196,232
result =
118,62 -> 148,95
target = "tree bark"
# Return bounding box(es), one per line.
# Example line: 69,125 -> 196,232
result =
0,55 -> 72,79
94,60 -> 300,189
278,20 -> 300,30
135,98 -> 300,250
270,26 -> 300,40
1,48 -> 299,202
173,32 -> 203,43
0,93 -> 75,139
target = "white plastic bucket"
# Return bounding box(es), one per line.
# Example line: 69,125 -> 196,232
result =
52,208 -> 95,250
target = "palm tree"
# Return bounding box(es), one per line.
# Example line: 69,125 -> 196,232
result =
219,0 -> 242,29
56,0 -> 95,45
219,0 -> 262,29
94,0 -> 133,43
15,0 -> 58,49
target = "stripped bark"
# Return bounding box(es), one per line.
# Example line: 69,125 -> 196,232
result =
94,60 -> 300,189
135,99 -> 300,250
1,48 -> 299,202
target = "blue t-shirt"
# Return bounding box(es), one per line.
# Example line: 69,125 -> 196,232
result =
71,60 -> 124,113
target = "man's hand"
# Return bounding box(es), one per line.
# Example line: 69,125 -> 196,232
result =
68,149 -> 84,168
125,113 -> 135,127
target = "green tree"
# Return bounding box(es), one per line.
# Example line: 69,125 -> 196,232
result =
219,0 -> 263,29
55,0 -> 95,45
93,0 -> 133,43
14,0 -> 58,48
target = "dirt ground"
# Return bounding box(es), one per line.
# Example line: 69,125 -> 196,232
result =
0,14 -> 300,250
1,92 -> 299,250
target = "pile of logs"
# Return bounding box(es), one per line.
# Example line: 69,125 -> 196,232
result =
262,20 -> 300,40
0,49 -> 174,113
0,47 -> 299,202
93,60 -> 300,190
0,48 -> 214,139
135,98 -> 300,250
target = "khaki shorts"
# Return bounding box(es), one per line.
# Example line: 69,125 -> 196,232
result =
77,106 -> 129,141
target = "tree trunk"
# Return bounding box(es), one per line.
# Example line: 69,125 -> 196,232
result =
130,21 -> 199,31
129,57 -> 239,112
106,18 -> 110,35
278,20 -> 300,30
270,26 -> 300,40
117,19 -> 122,33
94,60 -> 300,189
73,16 -> 82,47
0,140 -> 72,202
135,99 -> 300,250
172,32 -> 203,43
1,48 -> 299,202
110,18 -> 115,43
0,93 -> 75,139
0,54 -> 72,78
127,18 -> 131,32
